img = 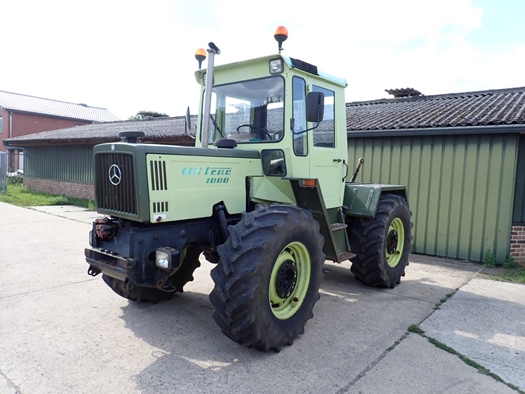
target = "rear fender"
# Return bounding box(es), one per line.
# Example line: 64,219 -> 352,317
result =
343,183 -> 407,218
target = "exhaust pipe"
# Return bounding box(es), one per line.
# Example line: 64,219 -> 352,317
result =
201,42 -> 220,148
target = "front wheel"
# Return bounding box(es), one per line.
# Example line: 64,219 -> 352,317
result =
348,194 -> 412,288
209,204 -> 325,352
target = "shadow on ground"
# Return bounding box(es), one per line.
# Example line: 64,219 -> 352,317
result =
115,256 -> 507,393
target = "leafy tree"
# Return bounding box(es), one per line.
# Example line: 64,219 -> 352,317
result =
129,111 -> 169,120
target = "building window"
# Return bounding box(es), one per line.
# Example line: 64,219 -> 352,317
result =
0,116 -> 3,134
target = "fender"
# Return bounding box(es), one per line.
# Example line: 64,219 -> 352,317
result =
343,183 -> 407,218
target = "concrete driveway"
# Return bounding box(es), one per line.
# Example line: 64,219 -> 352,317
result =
0,202 -> 522,393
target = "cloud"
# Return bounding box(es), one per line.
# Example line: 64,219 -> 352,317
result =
1,0 -> 523,119
340,0 -> 487,100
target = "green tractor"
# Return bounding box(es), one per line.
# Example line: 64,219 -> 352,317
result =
85,27 -> 412,352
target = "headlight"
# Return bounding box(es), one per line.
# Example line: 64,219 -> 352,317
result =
155,247 -> 179,270
269,59 -> 283,74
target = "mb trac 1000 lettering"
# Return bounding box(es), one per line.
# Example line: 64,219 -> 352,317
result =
85,27 -> 412,352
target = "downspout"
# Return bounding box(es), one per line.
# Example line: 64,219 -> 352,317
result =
7,111 -> 14,171
9,111 -> 13,138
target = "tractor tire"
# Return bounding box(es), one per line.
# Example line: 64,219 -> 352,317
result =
348,194 -> 412,288
209,204 -> 325,352
102,245 -> 202,303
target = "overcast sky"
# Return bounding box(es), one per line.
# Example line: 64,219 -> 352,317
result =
1,0 -> 524,120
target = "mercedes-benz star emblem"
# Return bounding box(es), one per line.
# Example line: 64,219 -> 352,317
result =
108,164 -> 122,186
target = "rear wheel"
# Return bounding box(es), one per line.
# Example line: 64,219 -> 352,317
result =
102,245 -> 202,302
348,194 -> 412,288
209,204 -> 324,351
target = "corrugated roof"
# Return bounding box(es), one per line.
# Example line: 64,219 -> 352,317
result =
347,87 -> 525,131
0,90 -> 120,122
6,86 -> 525,147
4,116 -> 196,146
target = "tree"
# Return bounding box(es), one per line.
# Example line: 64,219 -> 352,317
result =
129,111 -> 169,120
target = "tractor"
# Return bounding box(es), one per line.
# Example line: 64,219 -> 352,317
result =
85,26 -> 412,352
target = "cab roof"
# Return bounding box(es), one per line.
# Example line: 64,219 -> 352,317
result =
194,54 -> 347,88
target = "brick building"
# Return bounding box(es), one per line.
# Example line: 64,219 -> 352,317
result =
3,116 -> 195,200
0,90 -> 119,171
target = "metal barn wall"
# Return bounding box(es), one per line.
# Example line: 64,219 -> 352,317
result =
513,135 -> 525,225
25,145 -> 94,183
348,133 -> 519,263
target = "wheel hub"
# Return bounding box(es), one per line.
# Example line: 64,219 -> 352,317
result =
275,259 -> 297,299
386,229 -> 398,255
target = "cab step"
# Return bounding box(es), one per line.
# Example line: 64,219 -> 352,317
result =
338,251 -> 356,262
330,222 -> 348,231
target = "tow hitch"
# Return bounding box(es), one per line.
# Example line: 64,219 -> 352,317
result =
87,265 -> 101,277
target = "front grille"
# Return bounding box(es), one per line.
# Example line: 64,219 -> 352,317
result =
95,153 -> 138,215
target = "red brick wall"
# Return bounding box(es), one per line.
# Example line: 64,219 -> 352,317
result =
0,109 -> 11,153
1,111 -> 91,153
24,177 -> 94,200
12,112 -> 90,137
510,225 -> 525,264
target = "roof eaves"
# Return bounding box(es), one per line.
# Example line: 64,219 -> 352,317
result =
347,124 -> 525,138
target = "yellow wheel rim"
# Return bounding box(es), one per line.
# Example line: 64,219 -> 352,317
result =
269,242 -> 311,320
386,217 -> 405,268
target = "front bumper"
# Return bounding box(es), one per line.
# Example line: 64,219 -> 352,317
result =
85,248 -> 132,282
84,216 -> 221,288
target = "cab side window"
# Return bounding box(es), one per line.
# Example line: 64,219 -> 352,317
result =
312,85 -> 334,148
292,77 -> 308,156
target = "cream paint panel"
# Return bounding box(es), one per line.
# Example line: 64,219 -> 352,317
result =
311,163 -> 345,208
147,154 -> 262,222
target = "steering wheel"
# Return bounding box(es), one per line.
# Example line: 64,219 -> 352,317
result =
236,123 -> 271,140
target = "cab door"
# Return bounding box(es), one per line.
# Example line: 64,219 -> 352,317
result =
308,84 -> 346,209
289,77 -> 346,209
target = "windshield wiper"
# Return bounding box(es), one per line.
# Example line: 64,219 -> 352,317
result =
210,115 -> 224,138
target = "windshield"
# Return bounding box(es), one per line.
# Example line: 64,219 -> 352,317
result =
204,76 -> 284,144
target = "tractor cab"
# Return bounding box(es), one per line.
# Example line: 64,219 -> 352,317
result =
194,28 -> 349,209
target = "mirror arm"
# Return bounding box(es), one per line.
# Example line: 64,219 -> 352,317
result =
292,122 -> 320,135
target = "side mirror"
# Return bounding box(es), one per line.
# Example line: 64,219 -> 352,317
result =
306,92 -> 324,123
